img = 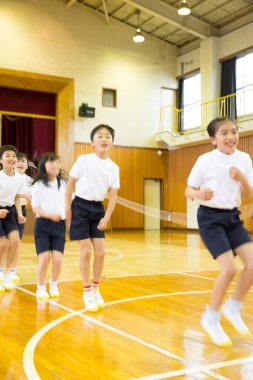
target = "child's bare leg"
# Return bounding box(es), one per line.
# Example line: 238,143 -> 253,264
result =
0,238 -> 8,289
233,242 -> 253,301
79,239 -> 98,312
5,231 -> 20,272
36,251 -> 50,299
92,238 -> 105,282
0,237 -> 9,266
201,250 -> 236,347
91,238 -> 106,309
78,239 -> 91,286
51,250 -> 63,282
210,250 -> 236,311
220,243 -> 253,336
50,250 -> 63,298
37,251 -> 50,285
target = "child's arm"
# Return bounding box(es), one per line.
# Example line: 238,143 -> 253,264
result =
65,176 -> 76,229
98,188 -> 118,231
15,195 -> 26,224
229,167 -> 253,200
32,207 -> 61,222
185,186 -> 214,201
21,193 -> 32,203
0,209 -> 9,218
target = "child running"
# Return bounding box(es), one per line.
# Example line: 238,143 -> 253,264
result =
32,153 -> 68,299
65,124 -> 120,312
11,153 -> 34,282
0,145 -> 26,291
185,117 -> 253,347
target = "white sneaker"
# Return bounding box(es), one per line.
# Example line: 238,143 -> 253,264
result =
83,291 -> 99,312
36,288 -> 50,300
10,272 -> 20,283
222,296 -> 251,336
201,305 -> 232,347
4,274 -> 15,291
0,283 -> 5,293
93,287 -> 105,309
49,284 -> 60,298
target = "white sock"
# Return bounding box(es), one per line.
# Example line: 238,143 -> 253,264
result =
37,283 -> 46,291
50,279 -> 58,287
10,268 -> 16,274
230,296 -> 242,310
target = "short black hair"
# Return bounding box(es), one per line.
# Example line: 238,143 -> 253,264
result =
90,124 -> 115,142
17,152 -> 29,161
207,117 -> 237,137
0,145 -> 18,159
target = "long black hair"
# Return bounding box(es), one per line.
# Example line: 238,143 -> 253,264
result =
32,152 -> 68,188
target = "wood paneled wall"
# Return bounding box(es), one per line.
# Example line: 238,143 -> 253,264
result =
74,134 -> 253,231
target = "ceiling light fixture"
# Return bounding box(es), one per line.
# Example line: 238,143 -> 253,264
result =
178,0 -> 191,16
133,10 -> 144,43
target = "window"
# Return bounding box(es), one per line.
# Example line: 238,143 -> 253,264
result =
180,73 -> 201,131
102,88 -> 117,107
236,52 -> 253,117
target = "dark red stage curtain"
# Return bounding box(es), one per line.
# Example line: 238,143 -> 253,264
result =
2,116 -> 33,154
0,87 -> 55,116
32,119 -> 55,160
2,116 -> 55,161
1,87 -> 56,160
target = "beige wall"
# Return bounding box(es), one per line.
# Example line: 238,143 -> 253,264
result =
0,0 -> 177,148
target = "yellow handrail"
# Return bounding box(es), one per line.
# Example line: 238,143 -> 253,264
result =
159,88 -> 253,136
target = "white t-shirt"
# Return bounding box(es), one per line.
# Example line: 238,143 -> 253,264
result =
0,170 -> 25,207
20,174 -> 33,206
69,153 -> 120,201
187,149 -> 253,209
32,179 -> 67,219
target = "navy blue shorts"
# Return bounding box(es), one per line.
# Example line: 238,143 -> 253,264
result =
34,218 -> 66,255
197,205 -> 252,259
0,205 -> 19,238
16,205 -> 26,240
69,196 -> 105,240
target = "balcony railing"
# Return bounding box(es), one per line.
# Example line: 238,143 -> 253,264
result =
159,86 -> 253,136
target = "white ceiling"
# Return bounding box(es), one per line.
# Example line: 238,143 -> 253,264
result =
65,0 -> 253,54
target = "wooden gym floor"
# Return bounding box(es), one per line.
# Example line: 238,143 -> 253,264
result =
1,230 -> 253,380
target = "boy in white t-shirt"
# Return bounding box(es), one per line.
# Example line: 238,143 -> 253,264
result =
0,145 -> 26,291
185,117 -> 253,347
66,124 -> 120,312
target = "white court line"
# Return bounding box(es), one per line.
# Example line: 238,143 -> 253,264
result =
18,268 -> 219,286
16,252 -> 124,270
178,272 -> 237,286
132,355 -> 253,379
20,286 -> 238,380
